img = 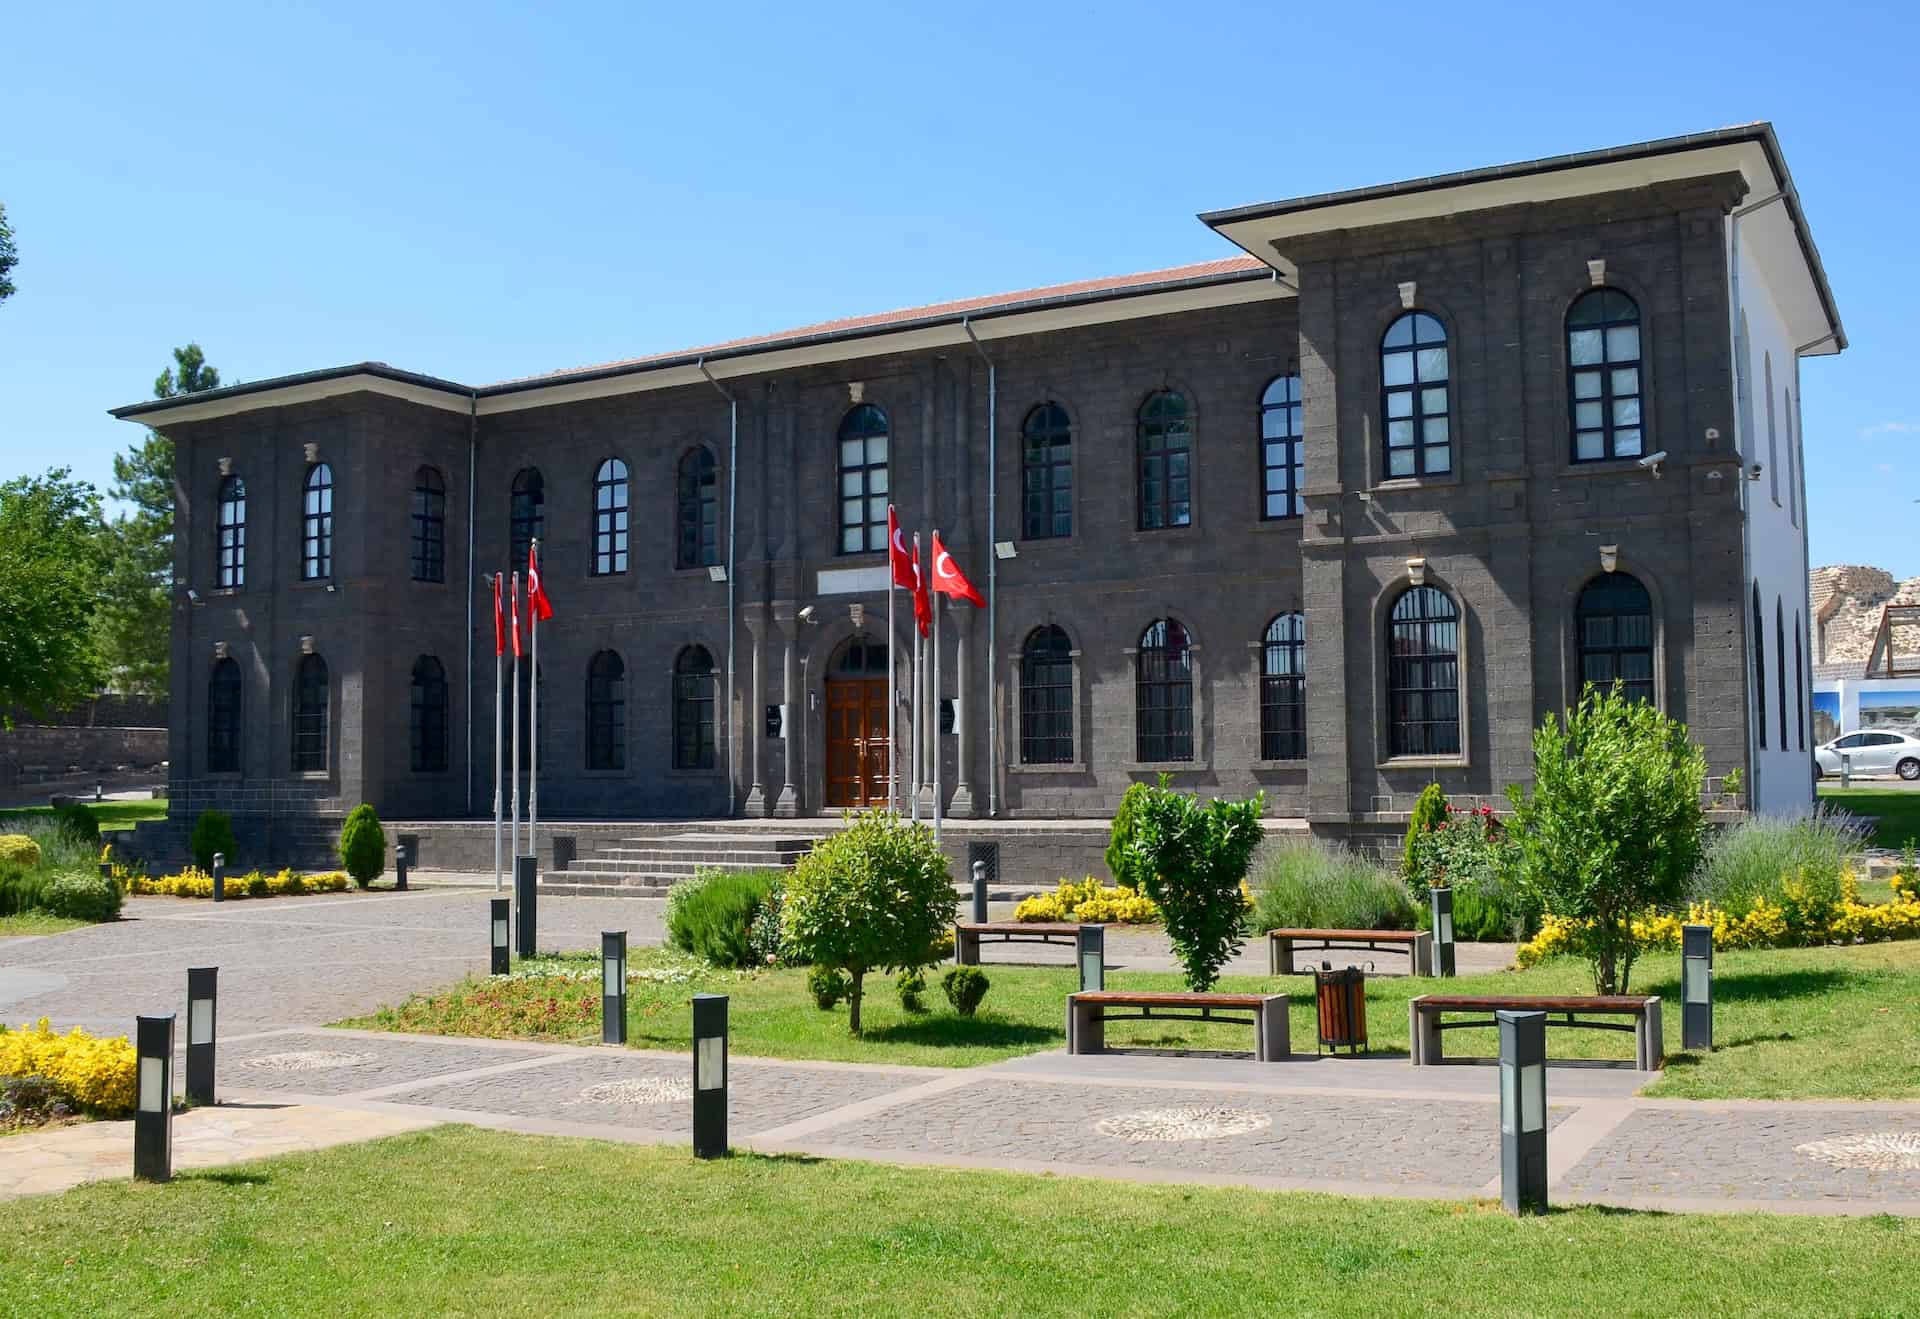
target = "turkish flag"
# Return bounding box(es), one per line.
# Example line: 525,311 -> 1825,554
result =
492,573 -> 505,657
910,541 -> 931,637
527,545 -> 554,622
930,532 -> 985,608
509,571 -> 523,659
887,505 -> 918,593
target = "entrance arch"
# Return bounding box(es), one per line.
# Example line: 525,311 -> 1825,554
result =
825,634 -> 890,807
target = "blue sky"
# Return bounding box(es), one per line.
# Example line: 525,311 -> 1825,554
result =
2,1 -> 1915,574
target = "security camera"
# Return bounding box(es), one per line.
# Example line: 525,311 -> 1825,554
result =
797,605 -> 817,625
1636,450 -> 1668,478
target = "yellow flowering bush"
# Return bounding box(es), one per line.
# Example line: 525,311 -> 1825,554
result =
1517,884 -> 1920,967
1013,876 -> 1255,926
0,834 -> 43,868
0,1018 -> 138,1116
128,867 -> 352,899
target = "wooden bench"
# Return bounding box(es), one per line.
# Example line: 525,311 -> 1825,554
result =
1268,927 -> 1434,977
1067,990 -> 1289,1061
954,921 -> 1083,966
1409,994 -> 1663,1070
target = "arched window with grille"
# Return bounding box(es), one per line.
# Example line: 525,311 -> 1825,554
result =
1137,391 -> 1192,530
510,468 -> 545,566
408,655 -> 449,773
1387,586 -> 1459,756
1796,612 -> 1807,752
1019,625 -> 1074,765
837,405 -> 889,555
1567,289 -> 1644,462
1381,312 -> 1450,478
1776,597 -> 1788,752
292,652 -> 329,772
410,466 -> 446,582
1260,613 -> 1305,760
1260,375 -> 1304,519
586,650 -> 626,770
301,463 -> 333,580
1021,403 -> 1072,540
216,474 -> 246,589
1575,573 -> 1654,704
207,658 -> 242,773
672,646 -> 718,770
1135,618 -> 1194,761
676,447 -> 719,569
592,458 -> 629,575
1752,583 -> 1766,750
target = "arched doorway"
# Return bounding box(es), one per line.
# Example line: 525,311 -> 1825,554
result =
825,634 -> 890,807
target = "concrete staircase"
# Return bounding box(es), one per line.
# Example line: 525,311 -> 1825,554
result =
542,831 -> 814,896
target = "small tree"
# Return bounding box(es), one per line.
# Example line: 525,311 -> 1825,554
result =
1105,780 -> 1153,887
1403,782 -> 1449,881
190,810 -> 237,872
781,810 -> 955,1033
1507,685 -> 1707,994
1125,785 -> 1265,991
338,804 -> 387,888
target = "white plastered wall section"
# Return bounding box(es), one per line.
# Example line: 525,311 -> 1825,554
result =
1734,229 -> 1814,815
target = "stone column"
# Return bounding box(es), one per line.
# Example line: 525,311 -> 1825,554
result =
743,607 -> 769,816
773,624 -> 799,818
949,356 -> 978,816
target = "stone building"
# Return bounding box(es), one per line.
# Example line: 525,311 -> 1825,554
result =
113,124 -> 1843,862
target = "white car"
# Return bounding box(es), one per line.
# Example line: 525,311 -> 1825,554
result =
1814,730 -> 1920,781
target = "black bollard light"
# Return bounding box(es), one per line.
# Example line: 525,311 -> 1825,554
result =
211,851 -> 226,903
1681,923 -> 1713,1051
1077,923 -> 1106,992
1429,885 -> 1455,977
490,898 -> 511,974
185,966 -> 218,1106
602,931 -> 628,1045
970,859 -> 988,925
134,1014 -> 175,1182
100,860 -> 114,880
395,841 -> 409,892
514,854 -> 538,958
1497,1008 -> 1548,1216
692,993 -> 728,1159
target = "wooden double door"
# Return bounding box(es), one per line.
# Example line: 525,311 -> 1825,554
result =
825,678 -> 891,807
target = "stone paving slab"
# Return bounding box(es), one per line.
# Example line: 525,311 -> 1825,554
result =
801,1075 -> 1573,1188
1560,1107 -> 1920,1204
215,1029 -> 558,1097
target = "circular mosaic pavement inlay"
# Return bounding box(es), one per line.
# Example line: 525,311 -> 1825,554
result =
1795,1132 -> 1920,1171
578,1076 -> 693,1106
242,1050 -> 377,1072
1095,1105 -> 1273,1143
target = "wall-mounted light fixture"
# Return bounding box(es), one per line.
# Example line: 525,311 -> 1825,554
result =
993,541 -> 1018,560
707,565 -> 728,584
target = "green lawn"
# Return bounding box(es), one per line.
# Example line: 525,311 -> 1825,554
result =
2,1126 -> 1913,1318
1819,786 -> 1920,850
0,912 -> 88,938
0,800 -> 168,833
346,940 -> 1920,1098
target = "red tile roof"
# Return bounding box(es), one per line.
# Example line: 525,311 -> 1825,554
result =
492,255 -> 1268,387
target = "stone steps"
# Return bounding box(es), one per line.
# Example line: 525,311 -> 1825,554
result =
547,831 -> 813,892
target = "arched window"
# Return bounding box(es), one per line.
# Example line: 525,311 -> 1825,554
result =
1260,613 -> 1306,760
216,474 -> 246,589
410,656 -> 449,773
301,463 -> 333,580
586,650 -> 626,770
1019,625 -> 1074,765
672,645 -> 717,770
1576,573 -> 1654,705
1388,586 -> 1459,757
292,652 -> 329,772
1752,583 -> 1766,750
207,658 -> 242,773
1136,391 -> 1193,530
1796,613 -> 1807,751
837,405 -> 889,555
510,468 -> 545,566
1260,375 -> 1304,520
1776,597 -> 1788,752
676,447 -> 719,569
1135,618 -> 1194,762
1764,353 -> 1779,505
1567,288 -> 1644,462
1786,390 -> 1799,527
1735,310 -> 1754,461
410,466 -> 446,583
592,458 -> 629,575
1381,312 -> 1450,478
1021,403 -> 1072,540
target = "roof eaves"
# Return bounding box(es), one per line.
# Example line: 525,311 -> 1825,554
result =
109,361 -> 473,421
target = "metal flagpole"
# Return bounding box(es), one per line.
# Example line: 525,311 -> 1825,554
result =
529,542 -> 540,860
493,573 -> 504,892
510,571 -> 522,860
932,567 -> 943,846
888,558 -> 897,815
911,532 -> 922,825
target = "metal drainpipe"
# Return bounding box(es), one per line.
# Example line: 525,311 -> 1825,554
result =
961,318 -> 998,816
465,391 -> 478,816
699,357 -> 739,816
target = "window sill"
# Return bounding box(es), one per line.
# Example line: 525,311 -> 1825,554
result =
1008,761 -> 1088,775
290,770 -> 331,781
291,578 -> 336,591
1251,517 -> 1305,534
1371,474 -> 1460,493
1127,524 -> 1196,543
665,767 -> 725,780
1557,456 -> 1657,480
1123,761 -> 1205,773
1252,759 -> 1309,771
208,586 -> 245,599
1376,756 -> 1469,770
581,767 -> 631,779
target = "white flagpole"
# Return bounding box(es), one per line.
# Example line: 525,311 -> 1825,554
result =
511,572 -> 522,860
493,574 -> 504,892
911,532 -> 922,825
888,557 -> 897,816
933,566 -> 944,847
529,541 -> 540,860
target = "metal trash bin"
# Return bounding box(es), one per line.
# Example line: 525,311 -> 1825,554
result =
1313,963 -> 1368,1055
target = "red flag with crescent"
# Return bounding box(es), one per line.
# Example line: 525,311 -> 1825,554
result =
887,506 -> 918,593
492,572 -> 505,657
910,540 -> 931,637
930,532 -> 985,607
527,544 -> 554,622
509,571 -> 523,659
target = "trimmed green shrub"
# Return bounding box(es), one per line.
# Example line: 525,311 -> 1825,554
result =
337,804 -> 386,887
40,871 -> 122,923
0,868 -> 52,917
896,968 -> 927,1013
1124,784 -> 1265,991
190,810 -> 237,872
782,810 -> 955,1033
1251,838 -> 1413,933
666,869 -> 783,969
941,966 -> 990,1017
807,965 -> 849,1011
1403,783 -> 1448,880
51,803 -> 100,849
1105,780 -> 1152,887
0,835 -> 42,870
